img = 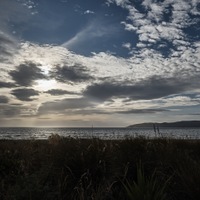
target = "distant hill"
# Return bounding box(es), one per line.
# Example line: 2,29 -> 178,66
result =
127,121 -> 200,128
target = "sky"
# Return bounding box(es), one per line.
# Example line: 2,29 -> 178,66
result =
0,0 -> 200,127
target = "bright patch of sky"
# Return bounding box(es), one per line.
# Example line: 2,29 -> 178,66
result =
0,0 -> 200,127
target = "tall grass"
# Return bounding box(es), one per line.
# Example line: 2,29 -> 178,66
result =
0,137 -> 200,199
122,163 -> 170,200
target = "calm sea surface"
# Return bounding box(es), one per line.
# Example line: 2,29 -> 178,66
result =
0,127 -> 200,140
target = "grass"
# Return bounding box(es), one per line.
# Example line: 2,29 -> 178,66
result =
0,136 -> 200,199
122,163 -> 170,200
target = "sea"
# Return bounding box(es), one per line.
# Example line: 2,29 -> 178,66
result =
0,127 -> 200,140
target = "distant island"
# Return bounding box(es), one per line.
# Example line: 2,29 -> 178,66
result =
128,120 -> 200,128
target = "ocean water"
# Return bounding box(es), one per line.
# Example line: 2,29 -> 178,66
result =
0,127 -> 200,140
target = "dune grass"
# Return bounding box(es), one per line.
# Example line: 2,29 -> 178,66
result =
0,136 -> 200,199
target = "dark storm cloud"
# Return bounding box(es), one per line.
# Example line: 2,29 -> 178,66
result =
0,81 -> 16,88
11,88 -> 39,101
38,97 -> 95,115
44,89 -> 79,96
51,64 -> 94,84
84,75 -> 199,101
9,62 -> 46,86
0,96 -> 9,104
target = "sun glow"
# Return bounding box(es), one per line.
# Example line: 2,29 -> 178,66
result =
35,79 -> 57,91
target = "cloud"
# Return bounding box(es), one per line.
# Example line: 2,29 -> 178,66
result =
84,74 -> 199,101
0,1 -> 199,126
122,42 -> 131,50
44,89 -> 79,96
0,103 -> 36,119
9,62 -> 46,86
0,81 -> 16,88
0,101 -> 36,118
0,96 -> 9,104
68,108 -> 169,116
110,0 -> 200,52
116,108 -> 169,114
11,88 -> 39,101
0,32 -> 17,62
0,0 -> 37,28
38,97 -> 96,115
0,105 -> 21,118
14,41 -> 199,86
84,10 -> 95,14
152,94 -> 200,109
62,19 -> 118,49
17,42 -> 72,64
51,64 -> 94,84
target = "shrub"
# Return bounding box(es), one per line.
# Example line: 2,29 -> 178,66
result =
123,163 -> 170,200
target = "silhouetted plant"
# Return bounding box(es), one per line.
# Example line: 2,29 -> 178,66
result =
122,163 -> 170,200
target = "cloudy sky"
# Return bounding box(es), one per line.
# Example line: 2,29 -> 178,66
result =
0,0 -> 200,127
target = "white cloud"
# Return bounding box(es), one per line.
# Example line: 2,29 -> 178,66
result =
1,0 -> 199,124
156,95 -> 200,108
121,21 -> 137,31
106,0 -> 129,7
62,19 -> 117,49
0,0 -> 199,125
122,42 -> 131,50
84,10 -> 95,14
3,37 -> 196,94
0,37 -> 199,124
136,42 -> 146,48
109,0 -> 200,50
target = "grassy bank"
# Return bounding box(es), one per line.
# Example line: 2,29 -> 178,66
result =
0,136 -> 200,200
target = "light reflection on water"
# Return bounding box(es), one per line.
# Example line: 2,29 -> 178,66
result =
0,127 -> 200,140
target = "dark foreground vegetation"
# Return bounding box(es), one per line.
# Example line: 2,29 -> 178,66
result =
0,135 -> 200,200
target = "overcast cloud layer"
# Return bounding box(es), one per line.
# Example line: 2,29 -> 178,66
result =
0,0 -> 199,127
